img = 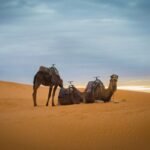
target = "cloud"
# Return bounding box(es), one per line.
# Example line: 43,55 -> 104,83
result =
0,0 -> 150,85
31,3 -> 56,14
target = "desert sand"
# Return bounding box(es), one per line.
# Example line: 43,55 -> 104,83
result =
0,81 -> 150,150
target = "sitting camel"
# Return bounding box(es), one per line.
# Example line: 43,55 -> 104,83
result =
58,81 -> 83,105
85,75 -> 118,103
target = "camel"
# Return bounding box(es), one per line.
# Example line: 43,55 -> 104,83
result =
58,82 -> 83,105
32,65 -> 63,107
85,74 -> 118,103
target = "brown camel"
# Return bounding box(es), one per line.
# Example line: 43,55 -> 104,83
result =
85,74 -> 118,103
32,65 -> 63,107
58,82 -> 83,105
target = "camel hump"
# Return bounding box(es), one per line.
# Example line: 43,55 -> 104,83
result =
38,65 -> 60,76
49,66 -> 60,76
94,78 -> 104,87
85,81 -> 94,93
85,79 -> 104,93
39,66 -> 50,73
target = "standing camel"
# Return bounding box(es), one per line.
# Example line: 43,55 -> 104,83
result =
85,74 -> 118,103
32,65 -> 63,107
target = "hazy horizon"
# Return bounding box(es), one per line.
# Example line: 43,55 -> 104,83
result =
0,0 -> 150,91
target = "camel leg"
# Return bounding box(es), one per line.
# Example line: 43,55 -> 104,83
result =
52,85 -> 58,106
46,86 -> 53,106
32,85 -> 39,107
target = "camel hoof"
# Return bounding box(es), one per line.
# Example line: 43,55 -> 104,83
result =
46,103 -> 49,106
52,104 -> 55,107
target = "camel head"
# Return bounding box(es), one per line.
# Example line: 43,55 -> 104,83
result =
51,73 -> 63,88
58,78 -> 63,88
110,74 -> 118,91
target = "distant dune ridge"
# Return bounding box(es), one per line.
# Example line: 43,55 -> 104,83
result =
0,81 -> 150,150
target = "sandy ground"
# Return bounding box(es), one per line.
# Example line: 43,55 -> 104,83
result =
0,81 -> 150,150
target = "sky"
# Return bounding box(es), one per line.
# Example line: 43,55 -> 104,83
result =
0,0 -> 150,90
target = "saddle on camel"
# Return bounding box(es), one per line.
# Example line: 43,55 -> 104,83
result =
85,76 -> 104,103
58,81 -> 83,105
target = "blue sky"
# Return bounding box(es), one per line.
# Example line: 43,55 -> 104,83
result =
0,0 -> 150,88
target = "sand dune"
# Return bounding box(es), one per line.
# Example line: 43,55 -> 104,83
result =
0,81 -> 150,150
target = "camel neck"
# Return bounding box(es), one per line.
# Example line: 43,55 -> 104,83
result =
108,80 -> 116,93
